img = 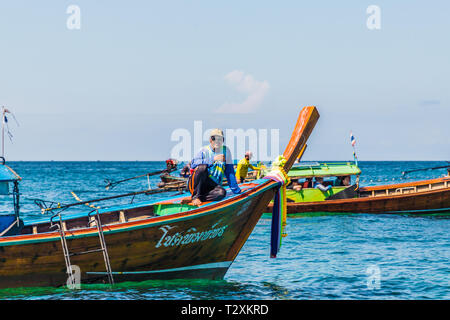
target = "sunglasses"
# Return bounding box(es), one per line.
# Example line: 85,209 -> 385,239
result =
211,136 -> 224,142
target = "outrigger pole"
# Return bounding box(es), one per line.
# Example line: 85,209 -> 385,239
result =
40,181 -> 186,214
104,169 -> 172,190
402,163 -> 450,176
104,159 -> 179,190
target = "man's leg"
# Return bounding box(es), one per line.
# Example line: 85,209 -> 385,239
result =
188,164 -> 209,201
203,182 -> 227,202
188,165 -> 227,202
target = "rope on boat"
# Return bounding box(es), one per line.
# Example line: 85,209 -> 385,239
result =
70,191 -> 101,209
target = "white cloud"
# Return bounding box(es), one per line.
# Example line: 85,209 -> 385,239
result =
216,70 -> 270,113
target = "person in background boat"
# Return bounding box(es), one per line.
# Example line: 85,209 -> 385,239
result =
165,158 -> 178,172
235,151 -> 260,184
333,175 -> 350,187
342,175 -> 351,186
290,180 -> 301,191
303,177 -> 313,189
180,161 -> 191,178
187,129 -> 241,206
314,177 -> 332,192
291,177 -> 313,191
334,176 -> 344,186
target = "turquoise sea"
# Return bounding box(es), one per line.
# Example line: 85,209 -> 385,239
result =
0,161 -> 449,300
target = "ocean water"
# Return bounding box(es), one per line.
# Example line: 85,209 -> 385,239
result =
0,161 -> 449,300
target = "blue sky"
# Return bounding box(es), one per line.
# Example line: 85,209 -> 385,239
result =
0,1 -> 449,161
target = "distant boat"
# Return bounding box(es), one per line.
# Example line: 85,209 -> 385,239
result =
0,106 -> 320,288
266,162 -> 450,215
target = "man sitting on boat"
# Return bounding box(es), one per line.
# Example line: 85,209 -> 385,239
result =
235,151 -> 260,183
165,158 -> 178,172
303,177 -> 313,189
290,177 -> 313,191
333,175 -> 351,187
187,129 -> 241,206
180,161 -> 191,178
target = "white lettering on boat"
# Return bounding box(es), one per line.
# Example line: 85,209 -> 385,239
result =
155,221 -> 228,248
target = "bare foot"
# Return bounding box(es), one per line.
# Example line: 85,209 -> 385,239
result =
180,197 -> 192,204
190,198 -> 202,206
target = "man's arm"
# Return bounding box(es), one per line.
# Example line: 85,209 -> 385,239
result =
225,164 -> 241,194
315,183 -> 331,192
224,147 -> 241,194
190,148 -> 207,169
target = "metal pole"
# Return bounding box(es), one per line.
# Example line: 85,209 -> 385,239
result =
1,106 -> 4,158
13,181 -> 20,226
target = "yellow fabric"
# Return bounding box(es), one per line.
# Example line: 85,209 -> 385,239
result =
235,158 -> 257,180
281,185 -> 287,238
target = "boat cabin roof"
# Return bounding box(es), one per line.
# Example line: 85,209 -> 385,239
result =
0,164 -> 21,182
288,162 -> 361,178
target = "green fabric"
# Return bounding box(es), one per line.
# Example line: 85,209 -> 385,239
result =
286,187 -> 348,202
288,162 -> 361,178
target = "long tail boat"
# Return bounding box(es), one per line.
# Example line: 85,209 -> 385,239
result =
267,162 -> 450,215
0,106 -> 320,288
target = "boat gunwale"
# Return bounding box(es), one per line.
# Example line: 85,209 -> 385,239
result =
359,176 -> 450,192
283,183 -> 450,207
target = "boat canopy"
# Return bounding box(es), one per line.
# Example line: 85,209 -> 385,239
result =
0,164 -> 21,182
288,162 -> 361,178
0,164 -> 21,195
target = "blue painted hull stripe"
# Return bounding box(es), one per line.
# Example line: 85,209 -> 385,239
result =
86,261 -> 233,275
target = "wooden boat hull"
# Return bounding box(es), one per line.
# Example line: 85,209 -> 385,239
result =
160,174 -> 187,184
267,177 -> 450,215
0,182 -> 276,288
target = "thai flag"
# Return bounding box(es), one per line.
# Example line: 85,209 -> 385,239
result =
350,132 -> 356,147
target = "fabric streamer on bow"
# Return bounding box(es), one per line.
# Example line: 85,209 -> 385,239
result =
263,155 -> 290,258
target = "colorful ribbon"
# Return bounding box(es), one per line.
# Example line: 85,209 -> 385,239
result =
263,155 -> 290,258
